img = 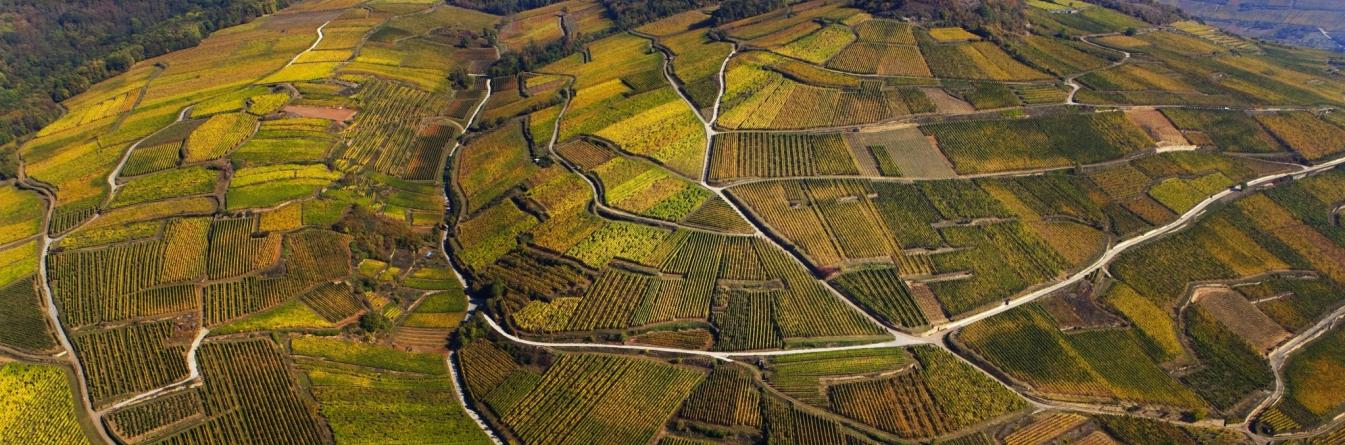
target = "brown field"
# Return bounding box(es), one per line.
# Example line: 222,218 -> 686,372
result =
1074,431 -> 1122,445
627,329 -> 714,350
1193,286 -> 1291,353
907,282 -> 948,324
845,126 -> 957,178
393,326 -> 451,352
284,105 -> 357,121
1126,108 -> 1189,147
921,87 -> 976,114
1039,284 -> 1124,330
844,138 -> 883,176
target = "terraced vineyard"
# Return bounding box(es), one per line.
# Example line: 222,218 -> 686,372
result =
6,0 -> 1345,443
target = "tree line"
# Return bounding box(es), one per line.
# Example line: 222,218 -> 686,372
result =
0,0 -> 293,146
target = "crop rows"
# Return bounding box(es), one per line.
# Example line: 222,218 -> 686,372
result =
767,348 -> 911,405
108,389 -> 205,442
566,268 -> 659,331
483,249 -> 595,299
629,329 -> 713,350
827,43 -> 931,77
922,41 -> 1046,81
281,229 -> 351,284
829,372 -> 952,438
484,369 -> 543,417
161,218 -> 210,284
202,277 -> 307,326
1004,413 -> 1087,445
710,133 -> 860,182
910,346 -> 1027,428
184,113 -> 258,163
49,240 -> 167,328
713,289 -> 783,351
206,218 -> 281,280
500,354 -> 702,445
922,112 -> 1153,174
459,341 -> 519,400
122,141 -> 183,177
832,267 -> 928,328
0,277 -> 57,353
73,320 -> 189,404
679,364 -> 762,427
731,179 -> 908,268
342,80 -> 452,179
763,396 -> 850,444
1012,84 -> 1068,104
300,342 -> 489,444
1253,111 -> 1345,161
0,362 -> 90,444
154,339 -> 326,444
1160,109 -> 1280,153
681,197 -> 756,234
298,282 -> 362,322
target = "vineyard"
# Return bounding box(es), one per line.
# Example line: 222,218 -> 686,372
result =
10,0 -> 1345,443
718,53 -> 934,130
0,363 -> 91,445
958,306 -> 1204,406
73,320 -> 190,405
498,353 -> 703,445
298,338 -> 490,444
132,339 -> 327,444
0,277 -> 58,353
921,112 -> 1154,174
921,41 -> 1049,81
1264,326 -> 1345,432
1160,109 -> 1282,153
679,363 -> 762,426
340,79 -> 454,179
832,267 -> 929,328
709,132 -> 861,182
183,113 -> 258,163
1252,112 -> 1345,161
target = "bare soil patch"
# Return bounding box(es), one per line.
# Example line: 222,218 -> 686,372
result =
1194,286 -> 1291,353
284,104 -> 357,121
1126,108 -> 1189,147
908,282 -> 948,324
921,87 -> 975,114
1039,281 -> 1124,330
845,127 -> 957,178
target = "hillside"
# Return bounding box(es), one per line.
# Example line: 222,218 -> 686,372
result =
1158,0 -> 1345,52
3,0 -> 1345,444
0,0 -> 294,146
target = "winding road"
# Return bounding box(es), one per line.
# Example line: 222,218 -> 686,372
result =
438,75 -> 506,445
1244,304 -> 1345,439
280,21 -> 330,71
441,33 -> 1345,442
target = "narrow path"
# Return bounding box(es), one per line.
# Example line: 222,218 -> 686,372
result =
445,353 -> 505,444
104,104 -> 194,204
436,75 -> 506,445
926,154 -> 1345,335
646,38 -> 760,233
478,312 -> 922,361
437,28 -> 1345,445
648,35 -> 924,342
99,328 -> 209,414
281,21 -> 330,71
25,184 -> 116,445
1067,33 -> 1132,105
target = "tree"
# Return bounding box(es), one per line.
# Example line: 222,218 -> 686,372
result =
359,312 -> 389,333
